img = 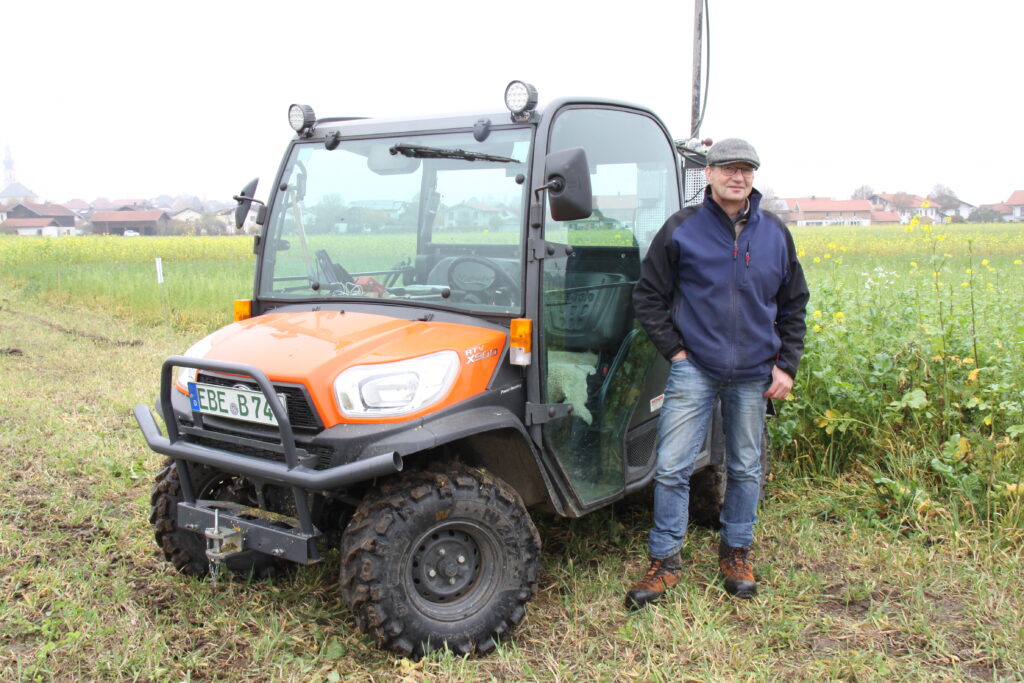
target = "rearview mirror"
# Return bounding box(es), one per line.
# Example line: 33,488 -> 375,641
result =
233,178 -> 259,229
544,147 -> 592,222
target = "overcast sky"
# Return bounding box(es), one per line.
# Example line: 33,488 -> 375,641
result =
2,0 -> 1020,208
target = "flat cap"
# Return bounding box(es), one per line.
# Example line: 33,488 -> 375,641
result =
707,138 -> 760,169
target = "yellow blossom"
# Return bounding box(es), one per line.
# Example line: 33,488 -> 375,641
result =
813,257 -> 821,263
960,282 -> 969,287
812,324 -> 822,332
965,268 -> 973,274
824,253 -> 832,259
968,368 -> 980,382
813,310 -> 822,318
981,259 -> 990,266
963,358 -> 975,364
1015,259 -> 1022,265
833,311 -> 845,320
910,261 -> 918,268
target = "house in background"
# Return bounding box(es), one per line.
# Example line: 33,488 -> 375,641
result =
870,210 -> 902,224
1,217 -> 70,236
172,208 -> 203,225
90,209 -> 170,235
0,181 -> 38,205
446,202 -> 512,229
6,201 -> 77,228
870,193 -> 942,224
774,198 -> 874,226
1006,191 -> 1024,221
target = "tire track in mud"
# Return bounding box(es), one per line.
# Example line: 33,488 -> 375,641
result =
0,305 -> 142,347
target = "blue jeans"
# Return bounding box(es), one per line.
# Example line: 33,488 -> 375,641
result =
648,358 -> 770,558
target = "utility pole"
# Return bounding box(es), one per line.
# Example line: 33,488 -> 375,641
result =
690,0 -> 704,138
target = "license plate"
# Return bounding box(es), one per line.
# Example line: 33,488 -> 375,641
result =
187,382 -> 286,426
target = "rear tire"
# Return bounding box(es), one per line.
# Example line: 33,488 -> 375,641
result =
149,459 -> 284,578
340,462 -> 540,657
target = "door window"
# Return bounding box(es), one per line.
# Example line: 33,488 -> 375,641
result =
541,107 -> 679,506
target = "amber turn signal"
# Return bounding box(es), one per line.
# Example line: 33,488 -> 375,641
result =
509,318 -> 532,366
233,299 -> 253,321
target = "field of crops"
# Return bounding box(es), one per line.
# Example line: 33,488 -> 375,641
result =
2,224 -> 1023,680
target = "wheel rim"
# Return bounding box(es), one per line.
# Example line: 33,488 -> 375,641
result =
406,520 -> 500,621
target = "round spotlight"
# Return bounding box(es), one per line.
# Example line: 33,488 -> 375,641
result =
504,81 -> 538,118
288,104 -> 316,133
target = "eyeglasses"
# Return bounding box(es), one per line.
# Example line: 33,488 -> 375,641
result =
715,165 -> 755,179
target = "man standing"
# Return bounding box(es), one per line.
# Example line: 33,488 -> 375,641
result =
626,138 -> 808,608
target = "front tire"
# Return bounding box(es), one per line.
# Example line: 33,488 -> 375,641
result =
340,462 -> 541,657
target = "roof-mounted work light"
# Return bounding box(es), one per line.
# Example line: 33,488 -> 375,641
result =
504,81 -> 538,122
288,104 -> 316,135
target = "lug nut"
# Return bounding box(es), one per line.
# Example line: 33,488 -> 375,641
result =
438,548 -> 446,556
457,555 -> 465,564
428,569 -> 437,578
449,578 -> 456,585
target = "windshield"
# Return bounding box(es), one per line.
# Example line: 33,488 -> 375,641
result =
259,127 -> 532,315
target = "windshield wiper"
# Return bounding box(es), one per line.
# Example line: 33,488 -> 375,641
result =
389,143 -> 518,163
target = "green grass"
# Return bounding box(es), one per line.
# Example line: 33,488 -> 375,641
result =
2,225 -> 1024,679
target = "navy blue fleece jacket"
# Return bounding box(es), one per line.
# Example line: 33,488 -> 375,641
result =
633,187 -> 809,382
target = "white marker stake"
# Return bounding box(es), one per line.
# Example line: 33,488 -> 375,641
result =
156,257 -> 168,319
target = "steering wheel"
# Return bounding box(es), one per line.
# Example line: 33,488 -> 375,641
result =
446,256 -> 520,305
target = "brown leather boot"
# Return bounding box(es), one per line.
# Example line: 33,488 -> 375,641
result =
625,556 -> 682,610
718,542 -> 757,599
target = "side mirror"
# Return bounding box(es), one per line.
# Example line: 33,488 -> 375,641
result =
543,147 -> 592,222
233,178 -> 259,229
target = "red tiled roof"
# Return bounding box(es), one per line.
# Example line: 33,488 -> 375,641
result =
91,210 -> 167,222
2,217 -> 59,227
12,201 -> 76,217
1007,190 -> 1024,206
871,211 -> 901,223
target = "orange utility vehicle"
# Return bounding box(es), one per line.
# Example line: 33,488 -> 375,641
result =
135,81 -> 736,656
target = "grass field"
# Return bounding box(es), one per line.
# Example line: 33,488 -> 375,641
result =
1,225 -> 1023,680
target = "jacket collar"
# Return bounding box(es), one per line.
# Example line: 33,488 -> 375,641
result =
703,186 -> 763,227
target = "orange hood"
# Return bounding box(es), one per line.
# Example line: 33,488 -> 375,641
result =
198,310 -> 507,426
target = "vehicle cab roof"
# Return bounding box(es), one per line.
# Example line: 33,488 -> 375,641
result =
300,96 -> 660,139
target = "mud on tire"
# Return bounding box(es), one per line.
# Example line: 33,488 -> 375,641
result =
149,459 -> 284,578
340,462 -> 541,658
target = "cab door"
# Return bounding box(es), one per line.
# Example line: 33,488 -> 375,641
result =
539,106 -> 681,508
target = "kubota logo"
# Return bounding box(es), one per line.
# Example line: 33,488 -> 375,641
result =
464,344 -> 498,364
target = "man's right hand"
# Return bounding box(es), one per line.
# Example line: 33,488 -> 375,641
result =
671,350 -> 688,361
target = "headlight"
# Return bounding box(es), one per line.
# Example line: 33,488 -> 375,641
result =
173,335 -> 215,394
334,351 -> 460,417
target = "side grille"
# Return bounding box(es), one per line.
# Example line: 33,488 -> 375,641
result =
197,372 -> 322,431
627,420 -> 658,468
